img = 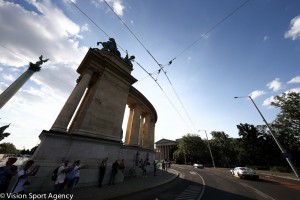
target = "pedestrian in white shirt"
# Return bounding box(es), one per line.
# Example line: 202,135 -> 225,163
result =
53,158 -> 74,194
10,160 -> 40,194
67,160 -> 88,191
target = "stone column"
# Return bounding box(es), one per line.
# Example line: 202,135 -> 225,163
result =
148,120 -> 155,149
165,146 -> 167,160
51,71 -> 93,132
125,106 -> 134,144
128,104 -> 141,146
143,114 -> 151,148
0,68 -> 35,109
138,115 -> 145,146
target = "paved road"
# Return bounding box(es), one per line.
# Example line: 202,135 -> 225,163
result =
118,165 -> 300,200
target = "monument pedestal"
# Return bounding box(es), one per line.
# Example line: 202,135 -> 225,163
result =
21,130 -> 154,192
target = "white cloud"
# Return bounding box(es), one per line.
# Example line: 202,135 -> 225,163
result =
286,87 -> 300,94
81,23 -> 90,32
263,96 -> 275,106
266,78 -> 282,91
263,36 -> 269,41
0,0 -> 87,149
262,88 -> 300,107
287,76 -> 300,84
91,0 -> 125,16
284,15 -> 300,40
250,90 -> 267,99
2,74 -> 15,81
107,0 -> 125,16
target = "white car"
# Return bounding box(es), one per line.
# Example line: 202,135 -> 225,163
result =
230,167 -> 259,180
193,163 -> 204,169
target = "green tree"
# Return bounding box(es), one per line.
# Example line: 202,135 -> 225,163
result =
271,92 -> 300,165
236,123 -> 283,168
0,124 -> 10,141
173,133 -> 207,164
0,142 -> 18,154
210,131 -> 234,167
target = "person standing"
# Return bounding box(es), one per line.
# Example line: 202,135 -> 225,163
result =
10,160 -> 40,194
119,159 -> 125,174
153,160 -> 157,176
53,158 -> 74,194
0,157 -> 18,192
99,157 -> 108,187
108,160 -> 119,185
67,160 -> 87,191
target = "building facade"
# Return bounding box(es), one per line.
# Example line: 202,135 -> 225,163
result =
155,138 -> 178,161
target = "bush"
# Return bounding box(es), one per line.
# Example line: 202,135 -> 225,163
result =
270,166 -> 291,173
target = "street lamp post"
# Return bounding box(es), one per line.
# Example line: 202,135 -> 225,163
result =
234,96 -> 300,178
199,130 -> 216,168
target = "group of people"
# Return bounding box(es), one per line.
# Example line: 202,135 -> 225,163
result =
0,158 -> 40,194
99,158 -> 125,187
0,156 -> 158,195
53,158 -> 88,195
0,157 -> 87,195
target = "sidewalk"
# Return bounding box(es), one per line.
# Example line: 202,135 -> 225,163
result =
72,168 -> 179,200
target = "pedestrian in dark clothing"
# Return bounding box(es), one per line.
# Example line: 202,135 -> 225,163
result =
153,160 -> 157,176
99,157 -> 108,187
0,157 -> 18,192
109,160 -> 119,185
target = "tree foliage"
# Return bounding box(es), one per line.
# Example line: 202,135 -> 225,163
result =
0,142 -> 18,154
236,123 -> 283,167
271,92 -> 300,146
0,124 -> 10,141
173,133 -> 207,164
271,92 -> 300,164
210,131 -> 235,167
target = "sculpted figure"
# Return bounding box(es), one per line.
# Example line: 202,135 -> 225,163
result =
97,38 -> 121,57
29,55 -> 49,72
123,50 -> 135,67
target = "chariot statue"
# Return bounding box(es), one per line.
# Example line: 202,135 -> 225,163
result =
29,55 -> 49,72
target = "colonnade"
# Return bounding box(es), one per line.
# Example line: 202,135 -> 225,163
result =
124,87 -> 156,150
155,139 -> 178,161
50,48 -> 157,150
156,145 -> 172,160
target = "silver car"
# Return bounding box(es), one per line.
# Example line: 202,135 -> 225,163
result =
193,163 -> 204,169
230,167 -> 259,180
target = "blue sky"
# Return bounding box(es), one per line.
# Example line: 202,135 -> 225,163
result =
0,0 -> 299,149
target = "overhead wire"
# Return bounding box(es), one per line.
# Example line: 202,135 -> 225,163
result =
69,0 -> 192,129
103,0 -> 162,67
0,44 -> 30,63
169,0 -> 251,62
103,0 -> 197,131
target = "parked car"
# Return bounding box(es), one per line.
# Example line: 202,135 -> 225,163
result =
193,163 -> 204,169
230,167 -> 259,180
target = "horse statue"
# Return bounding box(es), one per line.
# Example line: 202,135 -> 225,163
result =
97,38 -> 121,57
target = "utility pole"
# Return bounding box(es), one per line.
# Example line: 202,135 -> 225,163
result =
199,130 -> 216,168
235,96 -> 300,178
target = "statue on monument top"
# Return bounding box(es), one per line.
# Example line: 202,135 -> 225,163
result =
29,55 -> 49,72
124,50 -> 135,67
97,38 -> 121,57
96,38 -> 135,67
